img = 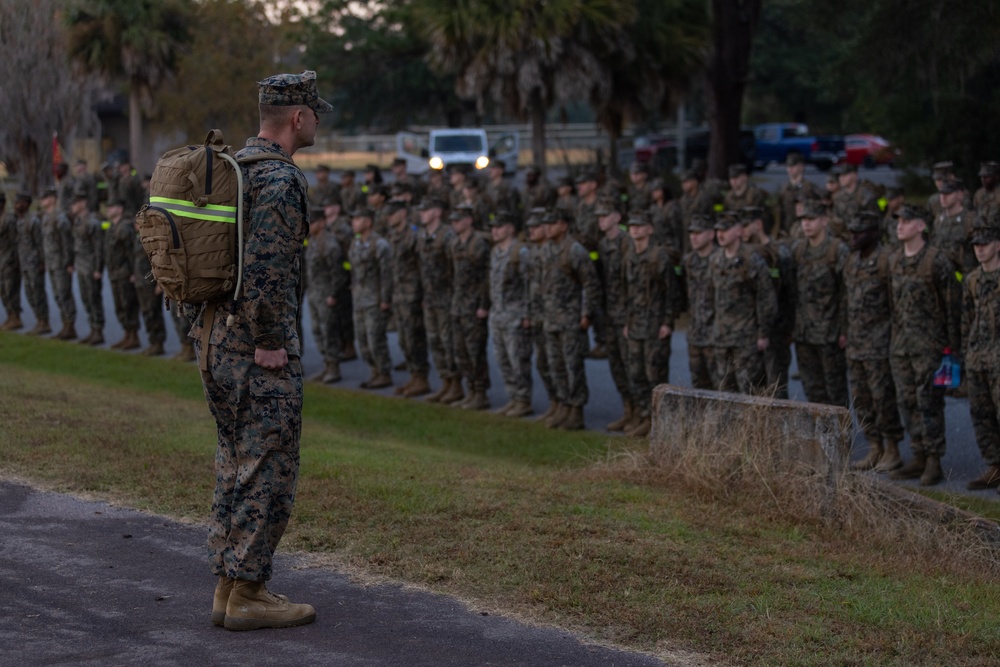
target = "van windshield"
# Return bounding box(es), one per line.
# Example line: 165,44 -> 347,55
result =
433,135 -> 484,153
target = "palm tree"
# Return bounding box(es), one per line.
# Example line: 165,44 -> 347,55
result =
414,0 -> 633,174
65,0 -> 192,170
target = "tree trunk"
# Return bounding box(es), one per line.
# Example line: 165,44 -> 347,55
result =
529,88 -> 546,177
128,86 -> 143,170
705,0 -> 761,180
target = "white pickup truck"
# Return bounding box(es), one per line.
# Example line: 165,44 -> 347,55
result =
396,128 -> 520,175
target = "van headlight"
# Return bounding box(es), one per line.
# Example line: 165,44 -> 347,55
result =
429,157 -> 444,170
475,156 -> 490,170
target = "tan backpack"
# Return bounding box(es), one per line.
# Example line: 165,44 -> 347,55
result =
136,129 -> 291,304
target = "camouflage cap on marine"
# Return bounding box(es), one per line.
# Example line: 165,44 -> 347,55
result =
785,152 -> 804,166
320,192 -> 341,207
448,203 -> 475,221
15,191 -> 32,204
40,187 -> 57,200
798,199 -> 829,219
835,162 -> 858,175
594,196 -> 619,217
489,209 -> 517,227
71,182 -> 89,200
739,205 -> 764,223
349,206 -> 375,219
106,195 -> 126,208
575,171 -> 598,185
847,210 -> 882,233
727,163 -> 748,178
938,178 -> 963,194
390,181 -> 412,196
630,161 -> 651,175
893,203 -> 930,222
885,186 -> 904,199
713,210 -> 742,230
257,70 -> 333,113
680,168 -> 699,182
552,206 -> 574,224
970,212 -> 1000,245
932,161 -> 955,178
626,211 -> 652,227
416,196 -> 448,211
524,207 -> 548,228
687,212 -> 713,233
979,161 -> 999,177
384,198 -> 408,215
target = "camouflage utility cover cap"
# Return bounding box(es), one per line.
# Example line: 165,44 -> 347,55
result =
524,207 -> 548,228
847,210 -> 882,233
258,70 -> 333,113
448,203 -> 474,221
785,152 -> 804,166
978,161 -> 999,177
41,187 -> 58,199
626,211 -> 651,227
349,206 -> 375,219
938,178 -> 963,194
835,162 -> 857,175
798,199 -> 829,219
969,212 -> 1000,244
727,163 -> 747,178
594,196 -> 619,217
740,205 -> 764,222
932,161 -> 954,177
489,209 -> 517,227
893,203 -> 930,222
416,196 -> 448,211
71,182 -> 89,200
713,210 -> 742,230
687,213 -> 713,233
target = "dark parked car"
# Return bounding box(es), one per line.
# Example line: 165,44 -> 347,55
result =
633,128 -> 756,174
753,123 -> 846,171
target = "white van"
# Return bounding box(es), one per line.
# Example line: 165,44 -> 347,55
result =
396,128 -> 520,175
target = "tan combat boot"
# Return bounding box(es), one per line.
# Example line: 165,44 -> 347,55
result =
174,342 -> 196,362
142,341 -> 165,356
875,439 -> 903,473
607,401 -> 633,432
506,400 -> 534,418
440,378 -> 466,405
27,319 -> 51,336
395,375 -> 414,396
545,403 -> 570,429
1,312 -> 23,331
341,341 -> 358,361
851,439 -> 884,471
919,455 -> 943,486
403,374 -> 431,397
60,323 -> 77,340
212,575 -> 235,626
494,400 -> 515,416
88,329 -> 105,346
425,378 -> 451,403
123,330 -> 141,350
111,332 -> 129,349
625,412 -> 651,438
365,373 -> 393,390
967,465 -> 1000,491
463,390 -> 490,411
223,579 -> 315,631
890,454 -> 927,480
559,405 -> 585,430
536,401 -> 560,423
321,362 -> 341,384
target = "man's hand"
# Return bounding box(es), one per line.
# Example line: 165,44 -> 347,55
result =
379,302 -> 390,312
659,324 -> 672,340
757,337 -> 770,351
623,325 -> 629,340
326,296 -> 336,307
92,271 -> 101,281
255,347 -> 288,371
476,308 -> 489,319
580,315 -> 590,330
838,334 -> 847,350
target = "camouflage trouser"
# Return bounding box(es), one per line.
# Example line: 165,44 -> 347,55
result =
354,306 -> 391,376
198,345 -> 302,581
716,346 -> 766,395
627,335 -> 671,415
424,304 -> 456,380
307,291 -> 342,364
21,268 -> 48,322
765,336 -> 792,399
393,299 -> 429,376
110,278 -> 139,331
605,321 -> 631,403
453,313 -> 490,392
532,323 -> 556,403
48,267 -> 76,328
688,344 -> 716,391
171,301 -> 191,343
966,368 -> 1000,466
491,318 -> 532,402
545,326 -> 589,407
0,263 -> 20,316
77,270 -> 104,329
339,291 -> 354,355
134,278 -> 165,344
847,357 -> 904,443
891,353 -> 947,458
795,342 -> 849,408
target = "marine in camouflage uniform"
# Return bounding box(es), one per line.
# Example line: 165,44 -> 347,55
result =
104,198 -> 141,349
932,179 -> 976,276
339,170 -> 362,215
973,161 -> 999,217
448,204 -> 492,409
709,211 -> 777,395
0,193 -> 22,330
596,199 -> 634,429
626,162 -> 654,211
524,209 -> 558,414
488,211 -> 533,416
724,164 -> 772,233
68,188 -> 105,343
622,211 -> 675,437
191,72 -> 328,629
648,181 -> 685,259
842,211 -> 905,471
540,209 -> 602,430
13,193 -> 50,334
523,167 -> 556,209
683,214 -> 718,390
386,199 -> 430,396
130,215 -> 167,355
305,204 -> 350,383
39,189 -> 77,339
416,197 -> 459,402
962,213 -> 1000,491
831,163 -> 879,241
679,169 -> 723,251
484,160 -> 522,224
348,207 -> 394,388
887,204 -> 962,486
573,173 -> 605,354
791,200 -> 850,408
774,153 -> 822,239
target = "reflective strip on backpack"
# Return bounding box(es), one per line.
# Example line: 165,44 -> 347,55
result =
148,196 -> 237,224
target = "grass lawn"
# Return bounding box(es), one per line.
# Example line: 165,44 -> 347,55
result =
2,331 -> 998,666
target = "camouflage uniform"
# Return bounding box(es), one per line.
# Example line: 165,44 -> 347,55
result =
524,177 -> 556,209
41,208 -> 76,328
679,185 -> 721,240
484,179 -> 522,223
623,241 -> 675,418
682,245 -> 717,390
747,239 -> 795,398
449,230 -> 492,392
191,131 -> 315,581
710,244 -> 777,394
305,224 -> 350,366
599,228 -> 633,404
0,207 -> 20,319
831,182 -> 879,241
489,239 -> 532,403
116,170 -> 146,217
843,243 -> 904,444
933,206 -> 975,276
792,236 -> 850,407
349,232 -> 393,378
541,235 -> 601,408
888,242 -> 961,460
963,260 -> 1000,469
526,227 -> 556,403
105,216 -> 140,333
724,183 -> 771,233
649,200 -> 685,258
388,215 -> 429,377
418,221 -> 457,382
775,178 -> 822,238
574,198 -> 601,253
16,209 -> 48,324
132,231 -> 166,346
72,210 -> 105,331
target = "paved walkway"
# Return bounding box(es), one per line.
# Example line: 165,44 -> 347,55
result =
0,480 -> 673,667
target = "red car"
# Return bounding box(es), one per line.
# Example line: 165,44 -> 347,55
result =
845,134 -> 900,168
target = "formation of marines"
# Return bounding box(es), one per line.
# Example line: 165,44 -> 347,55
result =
4,152 -> 1000,493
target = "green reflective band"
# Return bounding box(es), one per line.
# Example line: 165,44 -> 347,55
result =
956,271 -> 963,282
589,251 -> 599,261
877,197 -> 888,212
96,182 -> 108,190
101,221 -> 111,230
674,265 -> 683,276
342,261 -> 352,271
303,239 -> 309,247
713,203 -> 724,212
149,196 -> 237,224
770,268 -> 780,279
